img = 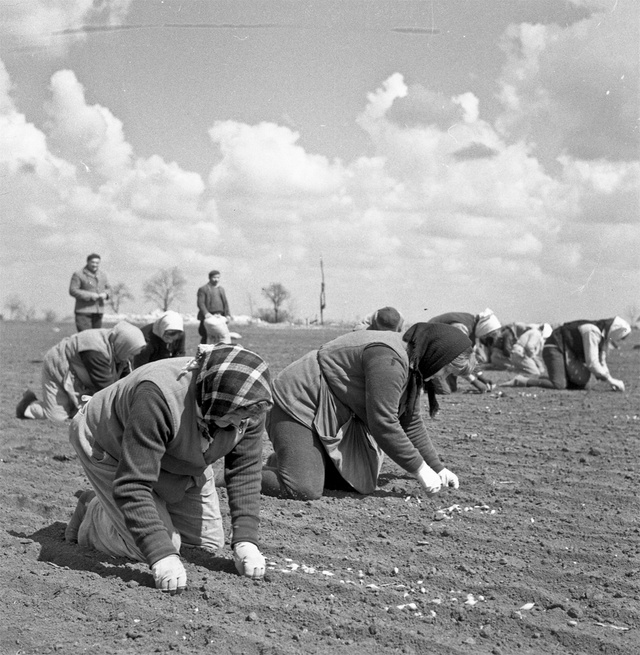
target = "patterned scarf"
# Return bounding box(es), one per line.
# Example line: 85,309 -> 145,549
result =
188,344 -> 272,434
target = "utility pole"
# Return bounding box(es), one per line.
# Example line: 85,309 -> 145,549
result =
319,256 -> 326,326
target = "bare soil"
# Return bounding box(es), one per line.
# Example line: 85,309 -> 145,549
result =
1,321 -> 639,655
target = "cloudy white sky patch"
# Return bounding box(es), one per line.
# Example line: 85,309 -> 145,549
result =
0,0 -> 637,324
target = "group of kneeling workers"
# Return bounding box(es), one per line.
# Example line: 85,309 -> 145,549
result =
15,308 -> 631,594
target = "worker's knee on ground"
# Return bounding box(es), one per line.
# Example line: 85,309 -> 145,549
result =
282,479 -> 323,501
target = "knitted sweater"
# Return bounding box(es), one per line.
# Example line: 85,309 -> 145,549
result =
84,359 -> 262,565
272,331 -> 444,475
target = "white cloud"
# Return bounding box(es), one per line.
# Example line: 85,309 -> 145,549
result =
496,2 -> 639,163
45,70 -> 132,179
208,120 -> 345,198
1,0 -> 638,328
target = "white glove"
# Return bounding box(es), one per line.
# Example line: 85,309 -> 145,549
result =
609,378 -> 625,392
151,554 -> 187,594
415,462 -> 442,494
438,468 -> 459,489
233,542 -> 266,579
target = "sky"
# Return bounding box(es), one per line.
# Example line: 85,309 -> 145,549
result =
0,0 -> 638,325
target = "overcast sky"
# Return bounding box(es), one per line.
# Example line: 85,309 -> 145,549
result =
1,0 -> 638,325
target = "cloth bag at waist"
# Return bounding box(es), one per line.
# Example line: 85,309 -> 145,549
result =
312,368 -> 384,495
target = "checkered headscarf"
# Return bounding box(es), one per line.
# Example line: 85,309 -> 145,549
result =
194,344 -> 272,425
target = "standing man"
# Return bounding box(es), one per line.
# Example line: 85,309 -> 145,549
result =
69,253 -> 111,332
197,270 -> 230,344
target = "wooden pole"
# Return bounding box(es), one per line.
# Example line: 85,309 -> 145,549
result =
320,256 -> 326,326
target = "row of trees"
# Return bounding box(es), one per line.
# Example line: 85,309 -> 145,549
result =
3,268 -> 294,323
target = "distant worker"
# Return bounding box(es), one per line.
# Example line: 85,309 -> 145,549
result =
501,317 -> 630,391
69,253 -> 111,332
353,307 -> 405,332
203,314 -> 232,345
16,322 -> 146,422
427,308 -> 501,393
133,311 -> 186,369
509,323 -> 553,376
197,270 -> 231,345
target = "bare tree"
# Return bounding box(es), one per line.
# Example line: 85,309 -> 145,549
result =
143,267 -> 187,311
4,294 -> 25,320
261,283 -> 291,323
44,309 -> 57,323
109,282 -> 135,313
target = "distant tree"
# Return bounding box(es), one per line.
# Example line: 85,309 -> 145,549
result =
109,282 -> 135,313
24,306 -> 37,321
4,294 -> 25,320
143,267 -> 187,311
44,309 -> 57,323
261,283 -> 291,323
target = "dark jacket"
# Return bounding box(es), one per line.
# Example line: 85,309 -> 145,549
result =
133,323 -> 186,369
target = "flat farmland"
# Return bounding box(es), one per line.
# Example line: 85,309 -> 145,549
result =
1,321 -> 638,655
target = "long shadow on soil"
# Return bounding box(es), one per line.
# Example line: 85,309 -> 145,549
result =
10,523 -> 236,589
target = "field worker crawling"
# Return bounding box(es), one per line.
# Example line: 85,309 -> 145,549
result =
133,310 -> 186,369
261,323 -> 474,501
352,306 -> 405,332
65,344 -> 273,594
501,316 -> 631,391
426,308 -> 500,395
16,321 -> 145,422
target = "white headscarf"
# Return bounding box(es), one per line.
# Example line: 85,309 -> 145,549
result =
151,311 -> 184,338
607,316 -> 631,343
204,314 -> 232,344
475,308 -> 501,337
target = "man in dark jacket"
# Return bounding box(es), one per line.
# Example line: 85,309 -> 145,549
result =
196,270 -> 230,344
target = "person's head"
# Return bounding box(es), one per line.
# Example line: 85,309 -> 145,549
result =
475,308 -> 501,339
86,254 -> 101,273
109,321 -> 146,362
195,344 -> 273,435
607,316 -> 631,346
204,314 -> 231,344
433,347 -> 476,381
152,311 -> 184,343
208,270 -> 221,286
369,307 -> 404,332
403,322 -> 475,381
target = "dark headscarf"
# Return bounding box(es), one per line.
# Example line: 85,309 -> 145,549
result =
402,322 -> 473,419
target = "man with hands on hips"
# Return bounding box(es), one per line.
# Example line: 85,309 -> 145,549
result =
64,343 -> 273,593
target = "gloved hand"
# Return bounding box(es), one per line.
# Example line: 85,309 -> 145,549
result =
438,468 -> 459,489
609,378 -> 625,392
477,375 -> 495,391
151,554 -> 187,594
415,462 -> 442,494
233,542 -> 266,579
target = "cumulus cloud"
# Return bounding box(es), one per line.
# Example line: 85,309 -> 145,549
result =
0,0 -> 637,325
496,2 -> 639,163
208,121 -> 345,199
0,59 -> 215,316
45,70 -> 132,179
